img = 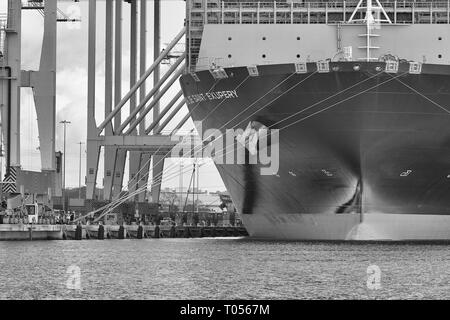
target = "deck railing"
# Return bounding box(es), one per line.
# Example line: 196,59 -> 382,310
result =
190,1 -> 450,25
186,1 -> 450,71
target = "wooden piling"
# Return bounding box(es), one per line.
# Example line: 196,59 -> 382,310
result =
98,224 -> 105,240
137,225 -> 143,239
169,226 -> 176,238
153,225 -> 160,238
118,225 -> 125,239
75,224 -> 83,240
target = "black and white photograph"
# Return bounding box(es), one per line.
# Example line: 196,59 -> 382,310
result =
0,0 -> 449,310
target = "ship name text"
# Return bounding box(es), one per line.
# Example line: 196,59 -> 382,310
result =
186,90 -> 238,104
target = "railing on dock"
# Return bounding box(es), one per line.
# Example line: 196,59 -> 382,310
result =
0,222 -> 248,241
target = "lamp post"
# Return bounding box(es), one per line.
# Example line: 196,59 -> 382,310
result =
77,141 -> 85,199
59,120 -> 71,212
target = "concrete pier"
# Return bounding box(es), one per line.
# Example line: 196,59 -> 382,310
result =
143,225 -> 159,238
64,225 -> 86,240
0,224 -> 64,240
0,224 -> 248,241
85,225 -> 105,239
126,225 -> 141,238
106,225 -> 127,239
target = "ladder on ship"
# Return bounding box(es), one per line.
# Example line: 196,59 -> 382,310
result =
348,0 -> 392,62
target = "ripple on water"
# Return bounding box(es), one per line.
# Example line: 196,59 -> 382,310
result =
0,239 -> 449,300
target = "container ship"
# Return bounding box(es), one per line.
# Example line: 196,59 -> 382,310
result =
179,0 -> 450,240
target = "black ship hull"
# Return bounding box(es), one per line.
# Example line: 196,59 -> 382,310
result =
179,62 -> 450,240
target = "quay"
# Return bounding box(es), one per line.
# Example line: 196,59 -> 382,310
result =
0,224 -> 248,241
0,0 -> 247,238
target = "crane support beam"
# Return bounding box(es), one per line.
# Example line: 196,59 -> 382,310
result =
128,0 -> 150,200
136,153 -> 151,202
103,146 -> 117,200
123,65 -> 185,135
112,149 -> 127,198
117,53 -> 186,134
104,0 -> 113,136
102,0 -> 115,201
139,0 -> 147,136
33,0 -> 57,171
96,27 -> 186,134
171,112 -> 192,135
151,155 -> 165,203
104,0 -> 125,200
110,0 -> 127,199
145,91 -> 184,134
142,0 -> 163,201
156,99 -> 187,134
153,0 -> 161,133
97,135 -> 203,155
6,0 -> 22,168
128,0 -> 140,196
101,0 -> 114,201
114,0 -> 122,132
83,1 -> 194,202
85,0 -> 99,200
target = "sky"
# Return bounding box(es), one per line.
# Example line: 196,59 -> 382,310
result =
0,0 -> 226,192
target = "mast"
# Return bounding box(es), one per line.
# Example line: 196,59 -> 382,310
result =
348,0 -> 392,61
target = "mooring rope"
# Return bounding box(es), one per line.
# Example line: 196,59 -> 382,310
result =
81,65 -> 416,223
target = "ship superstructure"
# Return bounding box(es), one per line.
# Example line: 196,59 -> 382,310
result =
186,0 -> 450,71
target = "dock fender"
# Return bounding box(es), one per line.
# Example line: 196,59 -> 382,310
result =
154,225 -> 160,239
118,225 -> 125,239
98,224 -> 105,240
137,225 -> 143,239
75,224 -> 83,240
169,226 -> 176,238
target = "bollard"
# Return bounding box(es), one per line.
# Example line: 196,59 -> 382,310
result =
75,224 -> 83,240
118,225 -> 125,239
169,226 -> 176,238
137,225 -> 143,239
153,225 -> 160,239
184,227 -> 190,238
142,227 -> 148,239
98,224 -> 105,240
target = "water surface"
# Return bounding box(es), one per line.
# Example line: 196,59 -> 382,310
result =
0,239 -> 448,299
